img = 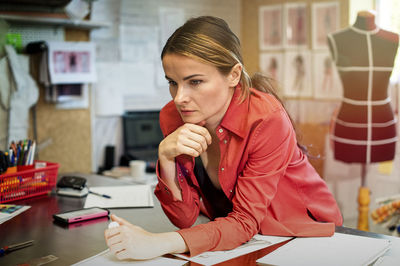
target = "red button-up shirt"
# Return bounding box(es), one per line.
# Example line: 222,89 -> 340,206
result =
155,88 -> 343,256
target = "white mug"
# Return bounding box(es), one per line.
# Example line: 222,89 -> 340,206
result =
129,160 -> 146,180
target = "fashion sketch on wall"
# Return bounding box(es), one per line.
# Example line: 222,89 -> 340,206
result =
259,5 -> 283,50
259,53 -> 284,90
284,2 -> 308,48
283,50 -> 312,97
312,2 -> 340,49
313,51 -> 342,99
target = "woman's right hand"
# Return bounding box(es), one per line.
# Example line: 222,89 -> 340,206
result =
158,123 -> 212,161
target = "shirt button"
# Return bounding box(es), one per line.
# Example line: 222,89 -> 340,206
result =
221,167 -> 224,171
180,179 -> 183,182
218,128 -> 223,133
223,139 -> 227,144
179,173 -> 182,176
230,190 -> 233,193
185,169 -> 189,173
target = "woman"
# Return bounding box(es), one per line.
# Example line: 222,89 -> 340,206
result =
105,16 -> 343,260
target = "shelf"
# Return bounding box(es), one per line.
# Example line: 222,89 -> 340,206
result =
0,14 -> 110,30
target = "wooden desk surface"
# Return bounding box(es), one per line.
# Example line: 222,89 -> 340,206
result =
1,174 -> 399,266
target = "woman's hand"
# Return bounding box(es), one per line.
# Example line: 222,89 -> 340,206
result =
158,123 -> 212,161
104,214 -> 187,260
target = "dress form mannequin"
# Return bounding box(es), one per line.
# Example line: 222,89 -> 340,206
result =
328,10 -> 399,231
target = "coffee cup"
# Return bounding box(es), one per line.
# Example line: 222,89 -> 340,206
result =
129,160 -> 146,180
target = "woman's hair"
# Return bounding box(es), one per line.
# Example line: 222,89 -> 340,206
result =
161,16 -> 307,152
161,16 -> 281,102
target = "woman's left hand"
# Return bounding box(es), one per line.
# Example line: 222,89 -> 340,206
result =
104,214 -> 165,260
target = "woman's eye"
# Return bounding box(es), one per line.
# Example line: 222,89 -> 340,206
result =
168,80 -> 177,86
190,80 -> 202,86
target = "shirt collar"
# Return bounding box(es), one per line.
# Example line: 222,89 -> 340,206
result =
219,86 -> 249,139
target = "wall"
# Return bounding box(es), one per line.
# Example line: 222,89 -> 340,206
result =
241,0 -> 349,176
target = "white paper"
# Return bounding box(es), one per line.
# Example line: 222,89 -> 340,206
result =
119,25 -> 159,63
94,62 -> 124,116
174,234 -> 291,266
47,41 -> 97,84
256,232 -> 391,266
73,249 -> 186,266
84,185 -> 154,209
158,7 -> 185,47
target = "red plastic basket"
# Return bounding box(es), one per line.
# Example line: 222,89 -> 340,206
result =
0,161 -> 59,203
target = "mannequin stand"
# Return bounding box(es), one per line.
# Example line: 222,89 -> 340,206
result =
357,164 -> 370,231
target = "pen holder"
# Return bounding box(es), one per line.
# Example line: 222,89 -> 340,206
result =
0,161 -> 59,203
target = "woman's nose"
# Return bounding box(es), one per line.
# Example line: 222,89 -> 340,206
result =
174,86 -> 189,104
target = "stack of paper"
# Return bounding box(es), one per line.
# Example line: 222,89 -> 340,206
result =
256,232 -> 391,266
0,204 -> 30,224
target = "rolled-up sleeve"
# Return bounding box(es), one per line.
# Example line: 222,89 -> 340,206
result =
154,159 -> 201,229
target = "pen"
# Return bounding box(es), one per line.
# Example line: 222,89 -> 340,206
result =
0,240 -> 34,256
89,190 -> 112,199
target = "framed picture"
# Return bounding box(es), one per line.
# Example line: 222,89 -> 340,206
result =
312,2 -> 340,49
259,52 -> 284,89
313,51 -> 343,99
259,5 -> 283,50
284,3 -> 308,48
282,50 -> 312,98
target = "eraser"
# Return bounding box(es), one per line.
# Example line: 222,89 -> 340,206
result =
108,221 -> 120,229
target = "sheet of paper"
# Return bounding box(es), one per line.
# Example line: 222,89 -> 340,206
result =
94,62 -> 124,116
256,232 -> 391,266
72,249 -> 186,266
174,234 -> 291,266
84,185 -> 154,209
47,41 -> 97,84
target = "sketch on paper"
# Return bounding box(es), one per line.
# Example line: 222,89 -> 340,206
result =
259,53 -> 284,93
284,3 -> 308,48
312,2 -> 340,49
259,5 -> 283,50
283,51 -> 312,98
313,51 -> 342,99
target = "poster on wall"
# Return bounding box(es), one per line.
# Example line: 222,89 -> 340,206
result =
259,5 -> 283,50
282,50 -> 312,98
312,2 -> 340,50
47,41 -> 97,84
313,51 -> 343,99
284,2 -> 308,48
259,52 -> 284,88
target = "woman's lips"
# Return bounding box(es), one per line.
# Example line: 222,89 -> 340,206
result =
180,109 -> 195,115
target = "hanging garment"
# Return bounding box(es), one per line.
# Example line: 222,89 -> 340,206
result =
5,45 -> 39,143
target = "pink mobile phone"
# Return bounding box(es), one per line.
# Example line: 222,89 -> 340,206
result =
53,207 -> 110,224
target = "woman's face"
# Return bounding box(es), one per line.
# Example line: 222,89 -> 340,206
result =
162,53 -> 236,128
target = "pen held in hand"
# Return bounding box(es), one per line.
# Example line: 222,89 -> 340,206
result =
88,190 -> 112,199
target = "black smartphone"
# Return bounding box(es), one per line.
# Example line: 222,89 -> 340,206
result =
53,207 -> 109,224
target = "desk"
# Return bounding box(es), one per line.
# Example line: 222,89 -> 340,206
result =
1,174 -> 399,266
